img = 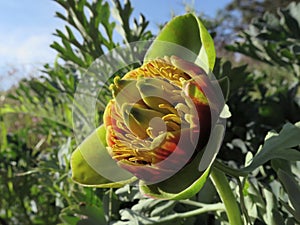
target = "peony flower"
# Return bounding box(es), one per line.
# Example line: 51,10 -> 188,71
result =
103,56 -> 212,183
71,13 -> 226,199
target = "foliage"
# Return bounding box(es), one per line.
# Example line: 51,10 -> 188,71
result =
52,0 -> 152,68
225,0 -> 300,30
0,0 -> 152,224
224,2 -> 300,152
0,0 -> 299,225
214,2 -> 300,224
227,2 -> 300,74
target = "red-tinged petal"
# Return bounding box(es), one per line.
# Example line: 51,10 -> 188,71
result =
170,55 -> 206,77
114,128 -> 197,184
103,100 -> 113,127
191,76 -> 224,115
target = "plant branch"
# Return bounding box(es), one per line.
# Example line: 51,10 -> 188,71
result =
213,159 -> 248,177
156,203 -> 225,223
179,199 -> 213,208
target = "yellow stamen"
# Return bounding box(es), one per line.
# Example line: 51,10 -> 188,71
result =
165,121 -> 181,131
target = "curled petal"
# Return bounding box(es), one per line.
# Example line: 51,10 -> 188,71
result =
122,103 -> 165,139
170,55 -> 206,77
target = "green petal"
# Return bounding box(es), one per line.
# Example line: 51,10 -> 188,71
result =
111,77 -> 142,110
136,77 -> 178,114
71,125 -> 136,188
145,13 -> 215,72
122,103 -> 164,139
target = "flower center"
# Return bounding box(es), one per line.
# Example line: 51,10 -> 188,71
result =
147,117 -> 167,139
104,58 -> 208,167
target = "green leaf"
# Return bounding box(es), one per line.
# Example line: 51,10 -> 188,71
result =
0,118 -> 7,152
217,76 -> 230,101
60,204 -> 106,225
241,122 -> 300,173
145,13 -> 215,72
277,169 -> 300,222
263,189 -> 285,225
71,125 -> 136,187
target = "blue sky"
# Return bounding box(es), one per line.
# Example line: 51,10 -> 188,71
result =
0,0 -> 231,90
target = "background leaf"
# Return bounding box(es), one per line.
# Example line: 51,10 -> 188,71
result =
241,122 -> 300,173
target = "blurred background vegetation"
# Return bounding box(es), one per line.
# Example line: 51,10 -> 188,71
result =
0,0 -> 299,224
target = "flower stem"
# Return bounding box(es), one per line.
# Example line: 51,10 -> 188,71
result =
210,167 -> 243,225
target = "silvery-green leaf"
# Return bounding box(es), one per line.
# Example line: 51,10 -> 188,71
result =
241,122 -> 300,173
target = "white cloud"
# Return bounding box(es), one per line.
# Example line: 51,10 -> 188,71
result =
16,35 -> 54,63
0,29 -> 57,91
0,30 -> 56,65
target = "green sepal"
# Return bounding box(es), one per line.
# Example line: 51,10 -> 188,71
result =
145,13 -> 216,72
71,125 -> 136,188
139,150 -> 211,200
140,124 -> 226,200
